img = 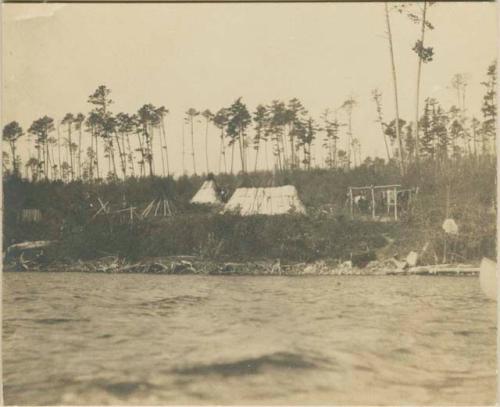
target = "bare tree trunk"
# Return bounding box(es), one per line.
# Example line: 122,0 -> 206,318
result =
222,133 -> 227,173
238,130 -> 245,173
289,124 -> 295,168
274,136 -> 283,172
9,142 -> 16,175
95,133 -> 100,179
89,128 -> 94,179
157,124 -> 166,177
45,141 -> 49,180
205,118 -> 210,174
373,92 -> 392,161
36,145 -> 41,180
160,118 -> 170,176
137,131 -> 145,177
230,142 -> 235,174
67,124 -> 74,180
190,118 -> 196,175
308,142 -> 313,170
254,139 -> 261,172
46,143 -> 53,180
110,140 -> 118,178
57,124 -> 62,179
182,122 -> 186,174
414,1 -> 427,170
280,130 -> 288,170
115,132 -> 126,178
78,126 -> 83,179
126,133 -> 135,177
385,2 -> 406,176
218,130 -> 224,173
265,139 -> 269,171
347,112 -> 352,169
147,125 -> 154,176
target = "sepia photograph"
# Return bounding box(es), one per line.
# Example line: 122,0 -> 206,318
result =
1,1 -> 497,405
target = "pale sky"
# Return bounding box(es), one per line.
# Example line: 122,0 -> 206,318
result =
2,2 -> 497,177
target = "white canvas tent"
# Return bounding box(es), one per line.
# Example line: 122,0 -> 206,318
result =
223,185 -> 306,215
190,179 -> 222,205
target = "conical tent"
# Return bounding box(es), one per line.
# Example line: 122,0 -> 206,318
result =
190,179 -> 222,205
223,185 -> 306,215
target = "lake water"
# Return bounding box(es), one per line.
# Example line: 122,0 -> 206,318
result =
3,272 -> 497,405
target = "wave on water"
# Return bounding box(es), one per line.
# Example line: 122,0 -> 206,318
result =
100,380 -> 154,397
172,351 -> 321,377
138,295 -> 207,309
34,318 -> 91,324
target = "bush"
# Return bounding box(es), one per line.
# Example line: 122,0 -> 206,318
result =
3,157 -> 496,263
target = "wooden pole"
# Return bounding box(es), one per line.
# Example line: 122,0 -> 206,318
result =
394,187 -> 398,221
386,190 -> 390,215
154,199 -> 161,216
371,186 -> 376,220
349,187 -> 354,219
350,184 -> 401,190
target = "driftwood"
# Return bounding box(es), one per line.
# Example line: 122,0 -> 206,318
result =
3,246 -> 481,277
388,264 -> 479,276
6,240 -> 53,252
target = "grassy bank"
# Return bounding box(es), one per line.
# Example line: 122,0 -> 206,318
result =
3,158 -> 496,266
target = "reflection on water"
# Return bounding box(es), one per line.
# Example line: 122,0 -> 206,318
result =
3,272 -> 496,405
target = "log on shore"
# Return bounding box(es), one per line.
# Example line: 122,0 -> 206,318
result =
387,264 -> 479,276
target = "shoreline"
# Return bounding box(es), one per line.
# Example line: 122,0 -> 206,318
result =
4,255 -> 479,277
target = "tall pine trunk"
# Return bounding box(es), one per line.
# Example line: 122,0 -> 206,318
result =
9,142 -> 16,176
115,132 -> 126,178
160,118 -> 170,176
205,119 -> 210,174
95,133 -> 100,179
414,1 -> 428,170
157,124 -> 166,177
67,123 -> 74,180
385,2 -> 406,176
190,118 -> 196,175
57,124 -> 62,180
181,122 -> 186,174
148,125 -> 154,176
254,137 -> 261,172
230,143 -> 235,174
218,129 -> 227,174
238,129 -> 245,173
78,126 -> 83,179
126,133 -> 135,177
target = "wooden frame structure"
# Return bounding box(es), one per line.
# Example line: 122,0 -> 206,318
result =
348,184 -> 418,221
92,197 -> 173,224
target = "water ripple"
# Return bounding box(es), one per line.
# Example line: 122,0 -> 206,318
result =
172,351 -> 321,376
2,273 -> 496,405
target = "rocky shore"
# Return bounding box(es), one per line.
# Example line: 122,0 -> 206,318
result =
3,238 -> 480,277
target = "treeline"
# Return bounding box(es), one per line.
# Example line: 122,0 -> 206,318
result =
3,2 -> 497,183
2,60 -> 496,183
